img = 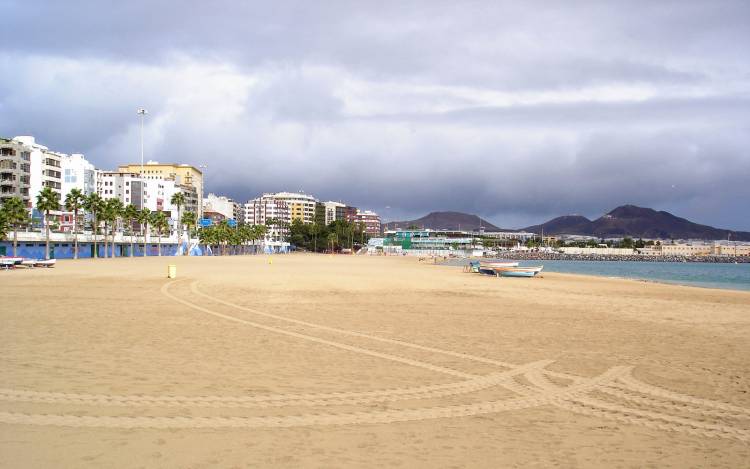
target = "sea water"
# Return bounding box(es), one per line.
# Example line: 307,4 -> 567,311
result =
454,259 -> 750,291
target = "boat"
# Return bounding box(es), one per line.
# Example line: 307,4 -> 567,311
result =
34,259 -> 56,268
0,257 -> 23,269
21,259 -> 37,268
493,266 -> 543,278
480,261 -> 519,269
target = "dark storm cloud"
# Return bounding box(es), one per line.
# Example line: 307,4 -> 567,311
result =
1,0 -> 749,229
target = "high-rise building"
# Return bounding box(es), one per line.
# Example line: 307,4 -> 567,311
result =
61,153 -> 97,198
352,209 -> 381,235
118,161 -> 204,217
13,136 -> 62,208
0,138 -> 32,206
271,192 -> 317,224
322,200 -> 358,225
243,194 -> 291,241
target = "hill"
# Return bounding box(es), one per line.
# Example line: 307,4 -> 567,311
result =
385,211 -> 507,231
522,205 -> 750,241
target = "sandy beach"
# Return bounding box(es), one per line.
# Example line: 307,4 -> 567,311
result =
1,254 -> 749,467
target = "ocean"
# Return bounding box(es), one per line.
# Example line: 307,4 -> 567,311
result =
449,259 -> 750,292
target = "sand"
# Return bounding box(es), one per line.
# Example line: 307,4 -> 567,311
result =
1,254 -> 749,468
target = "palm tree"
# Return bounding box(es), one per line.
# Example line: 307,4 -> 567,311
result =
64,188 -> 85,259
182,211 -> 196,238
102,198 -> 124,258
36,187 -> 61,260
170,192 -> 186,249
123,204 -> 138,257
0,207 -> 8,242
151,211 -> 168,256
327,232 -> 338,253
2,197 -> 28,257
84,193 -> 104,258
137,208 -> 151,257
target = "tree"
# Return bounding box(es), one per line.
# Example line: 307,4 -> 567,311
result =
36,187 -> 61,260
123,204 -> 138,257
327,232 -> 338,252
84,193 -> 104,258
0,207 -> 8,241
620,237 -> 634,249
151,211 -> 168,256
2,197 -> 28,257
102,198 -> 124,257
170,192 -> 186,249
182,211 -> 196,238
137,208 -> 151,256
64,188 -> 85,259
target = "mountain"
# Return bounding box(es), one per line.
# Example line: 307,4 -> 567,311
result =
385,211 -> 507,231
522,205 -> 750,241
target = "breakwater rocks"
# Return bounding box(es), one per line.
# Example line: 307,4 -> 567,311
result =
488,252 -> 750,264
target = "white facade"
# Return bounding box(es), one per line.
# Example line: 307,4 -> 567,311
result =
324,201 -> 346,225
61,153 -> 97,198
272,191 -> 318,224
203,193 -> 238,220
14,136 -> 62,208
244,195 -> 290,242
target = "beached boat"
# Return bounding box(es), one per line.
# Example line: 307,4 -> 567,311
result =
0,257 -> 23,269
480,261 -> 519,269
494,266 -> 543,278
34,259 -> 56,268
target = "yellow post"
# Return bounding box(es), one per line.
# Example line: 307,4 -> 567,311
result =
167,264 -> 177,278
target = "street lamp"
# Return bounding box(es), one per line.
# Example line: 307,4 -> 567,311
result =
137,108 -> 148,210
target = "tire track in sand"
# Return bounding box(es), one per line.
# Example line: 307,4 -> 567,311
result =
0,361 -> 549,409
524,368 -> 750,443
0,364 -> 615,429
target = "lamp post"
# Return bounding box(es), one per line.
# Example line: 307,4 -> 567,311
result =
137,108 -> 148,210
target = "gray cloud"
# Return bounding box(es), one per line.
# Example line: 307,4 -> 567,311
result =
1,0 -> 749,229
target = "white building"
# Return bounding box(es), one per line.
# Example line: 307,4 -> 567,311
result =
323,201 -> 346,225
244,194 -> 291,242
61,153 -> 97,198
203,193 -> 239,221
13,136 -> 62,208
271,192 -> 318,224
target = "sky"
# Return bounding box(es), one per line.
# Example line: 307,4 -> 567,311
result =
1,1 -> 749,229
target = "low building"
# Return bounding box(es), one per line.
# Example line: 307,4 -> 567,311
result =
382,229 -> 482,256
480,231 -> 536,241
560,247 -> 635,255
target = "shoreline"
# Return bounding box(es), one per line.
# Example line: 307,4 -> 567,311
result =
438,257 -> 750,293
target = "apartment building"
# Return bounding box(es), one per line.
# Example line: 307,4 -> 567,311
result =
118,161 -> 204,217
243,195 -> 290,241
0,138 -> 31,205
203,193 -> 239,221
352,209 -> 381,235
61,153 -> 97,198
11,136 -> 62,208
272,192 -> 317,224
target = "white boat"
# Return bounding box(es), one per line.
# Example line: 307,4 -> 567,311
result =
0,257 -> 23,268
480,261 -> 520,269
494,266 -> 544,278
34,259 -> 56,268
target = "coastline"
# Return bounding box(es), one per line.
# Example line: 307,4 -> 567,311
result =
439,257 -> 750,292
